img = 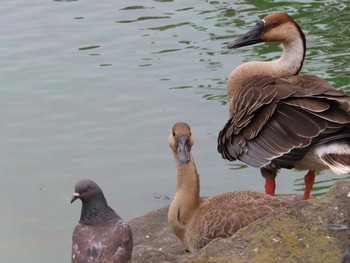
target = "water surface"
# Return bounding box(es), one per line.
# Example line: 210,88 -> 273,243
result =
0,0 -> 349,262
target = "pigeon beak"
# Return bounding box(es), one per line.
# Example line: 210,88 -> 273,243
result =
70,192 -> 80,203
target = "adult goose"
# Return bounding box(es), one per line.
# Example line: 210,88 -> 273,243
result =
71,179 -> 133,263
217,12 -> 350,200
168,122 -> 288,253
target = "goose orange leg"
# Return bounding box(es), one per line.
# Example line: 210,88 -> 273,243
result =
265,178 -> 276,196
303,170 -> 315,200
261,168 -> 277,196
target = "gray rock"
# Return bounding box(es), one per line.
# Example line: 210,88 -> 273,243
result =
129,180 -> 350,263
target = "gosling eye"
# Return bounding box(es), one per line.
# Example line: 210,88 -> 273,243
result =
271,20 -> 279,27
173,132 -> 175,137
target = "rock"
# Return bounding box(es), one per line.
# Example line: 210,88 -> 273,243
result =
129,180 -> 350,263
129,205 -> 188,263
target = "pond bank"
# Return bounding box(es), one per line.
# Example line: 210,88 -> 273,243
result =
129,180 -> 350,263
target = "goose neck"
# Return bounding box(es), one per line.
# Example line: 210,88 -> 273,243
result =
227,37 -> 305,101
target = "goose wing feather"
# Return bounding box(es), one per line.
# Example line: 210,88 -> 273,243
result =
218,74 -> 350,168
321,153 -> 350,174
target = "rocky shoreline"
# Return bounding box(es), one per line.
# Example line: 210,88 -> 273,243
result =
129,180 -> 350,263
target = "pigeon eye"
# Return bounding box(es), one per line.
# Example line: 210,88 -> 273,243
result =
84,186 -> 91,192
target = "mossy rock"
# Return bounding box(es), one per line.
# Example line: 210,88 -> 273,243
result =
130,180 -> 350,263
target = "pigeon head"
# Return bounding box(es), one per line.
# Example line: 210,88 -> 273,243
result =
71,179 -> 104,204
71,179 -> 112,225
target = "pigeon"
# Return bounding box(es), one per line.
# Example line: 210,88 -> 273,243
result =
71,179 -> 133,263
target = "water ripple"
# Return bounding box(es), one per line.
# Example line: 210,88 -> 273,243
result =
117,16 -> 170,23
119,5 -> 152,10
78,45 -> 100,51
147,22 -> 191,31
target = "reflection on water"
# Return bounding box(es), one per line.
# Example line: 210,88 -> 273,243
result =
1,0 -> 349,262
227,163 -> 249,170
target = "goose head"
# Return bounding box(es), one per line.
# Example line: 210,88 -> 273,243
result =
169,122 -> 194,164
227,12 -> 306,77
228,12 -> 305,48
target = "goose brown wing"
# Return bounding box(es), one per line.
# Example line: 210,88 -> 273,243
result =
218,74 -> 350,168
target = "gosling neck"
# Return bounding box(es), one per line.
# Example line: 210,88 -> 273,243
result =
173,152 -> 201,211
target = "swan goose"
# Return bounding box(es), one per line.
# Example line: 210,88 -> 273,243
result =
217,12 -> 350,200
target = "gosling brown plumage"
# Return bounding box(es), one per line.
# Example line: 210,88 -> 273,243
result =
168,122 -> 289,252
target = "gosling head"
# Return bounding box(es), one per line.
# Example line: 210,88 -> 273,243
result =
169,122 -> 194,164
228,12 -> 304,48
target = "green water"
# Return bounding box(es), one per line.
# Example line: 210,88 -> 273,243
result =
0,0 -> 349,262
